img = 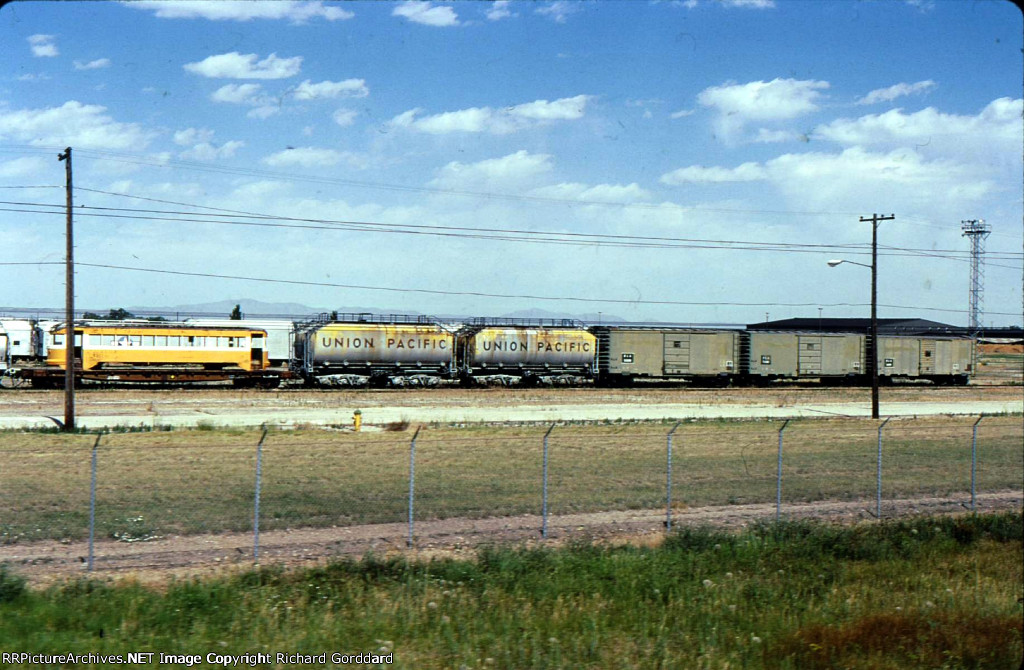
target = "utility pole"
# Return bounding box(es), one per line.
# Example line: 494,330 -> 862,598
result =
961,219 -> 991,335
58,147 -> 75,432
861,213 -> 894,420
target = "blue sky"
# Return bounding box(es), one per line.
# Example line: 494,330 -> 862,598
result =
1,0 -> 1021,325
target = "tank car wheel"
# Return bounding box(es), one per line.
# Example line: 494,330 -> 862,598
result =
0,373 -> 25,389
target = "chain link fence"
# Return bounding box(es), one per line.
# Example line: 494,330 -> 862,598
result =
0,415 -> 1020,571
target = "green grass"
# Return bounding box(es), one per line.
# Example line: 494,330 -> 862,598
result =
0,513 -> 1021,668
0,417 -> 1020,543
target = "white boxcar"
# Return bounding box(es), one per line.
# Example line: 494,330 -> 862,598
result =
0,319 -> 42,362
186,318 -> 294,366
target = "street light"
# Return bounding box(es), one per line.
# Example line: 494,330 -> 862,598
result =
828,257 -> 880,419
827,259 -> 870,269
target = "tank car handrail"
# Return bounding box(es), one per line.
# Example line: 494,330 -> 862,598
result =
466,317 -> 586,328
295,312 -> 441,327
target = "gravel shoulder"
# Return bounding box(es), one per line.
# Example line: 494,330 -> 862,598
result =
1,386 -> 1020,429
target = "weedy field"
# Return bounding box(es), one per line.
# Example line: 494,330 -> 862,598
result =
0,512 -> 1020,669
0,416 -> 1020,545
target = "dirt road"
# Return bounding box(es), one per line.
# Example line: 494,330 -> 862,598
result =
1,386 -> 1019,430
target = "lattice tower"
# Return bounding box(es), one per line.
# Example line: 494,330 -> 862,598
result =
961,219 -> 992,332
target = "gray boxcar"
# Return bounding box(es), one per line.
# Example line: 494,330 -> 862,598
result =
877,336 -> 973,384
746,331 -> 866,380
595,327 -> 740,382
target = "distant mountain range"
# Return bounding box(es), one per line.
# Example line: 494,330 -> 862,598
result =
2,299 -> 628,323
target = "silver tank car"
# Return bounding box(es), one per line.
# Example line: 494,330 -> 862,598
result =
296,319 -> 454,381
459,326 -> 596,376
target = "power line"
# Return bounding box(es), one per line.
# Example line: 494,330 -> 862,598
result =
69,189 -> 1024,259
4,145 -> 1023,246
5,260 -> 1017,316
0,200 -> 882,254
4,198 -> 1022,264
75,188 -> 873,250
0,144 -> 886,219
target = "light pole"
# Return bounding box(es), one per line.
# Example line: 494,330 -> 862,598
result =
828,258 -> 879,419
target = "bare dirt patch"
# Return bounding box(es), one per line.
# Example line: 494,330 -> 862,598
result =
3,491 -> 1019,587
979,343 -> 1024,355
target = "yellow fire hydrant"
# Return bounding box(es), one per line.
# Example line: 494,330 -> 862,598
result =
353,409 -> 362,432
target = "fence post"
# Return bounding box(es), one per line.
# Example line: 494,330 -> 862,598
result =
776,419 -> 790,522
87,433 -> 101,572
253,426 -> 268,563
666,422 -> 680,532
875,417 -> 891,520
971,416 -> 983,512
541,424 -> 554,539
407,426 -> 420,548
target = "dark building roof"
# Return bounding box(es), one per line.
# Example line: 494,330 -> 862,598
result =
747,318 -> 1024,339
746,318 -> 965,336
973,326 -> 1024,340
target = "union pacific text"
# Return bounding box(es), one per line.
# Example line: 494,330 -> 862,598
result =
481,340 -> 591,352
321,337 -> 448,350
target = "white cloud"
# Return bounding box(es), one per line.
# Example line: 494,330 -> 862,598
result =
487,1 -> 514,21
126,1 -> 354,23
17,73 -> 51,82
532,182 -> 653,203
28,34 -> 58,58
660,162 -> 768,185
0,101 -> 155,151
754,128 -> 805,143
814,98 -> 1023,149
429,150 -> 554,190
173,127 -> 215,146
292,79 -> 369,100
179,141 -> 244,161
698,78 -> 828,141
765,147 -> 994,208
210,83 -> 266,104
332,108 -> 358,127
718,0 -> 775,7
411,107 -> 497,133
74,58 -> 111,71
262,147 -> 345,167
391,95 -> 590,134
657,146 -> 997,216
670,109 -> 695,119
184,52 -> 302,79
171,128 -> 242,161
699,78 -> 828,120
856,80 -> 936,105
0,156 -> 49,178
248,106 -> 282,120
535,1 -> 578,23
393,2 -> 459,27
510,96 -> 589,120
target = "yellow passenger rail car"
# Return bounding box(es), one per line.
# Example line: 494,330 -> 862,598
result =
23,322 -> 277,387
